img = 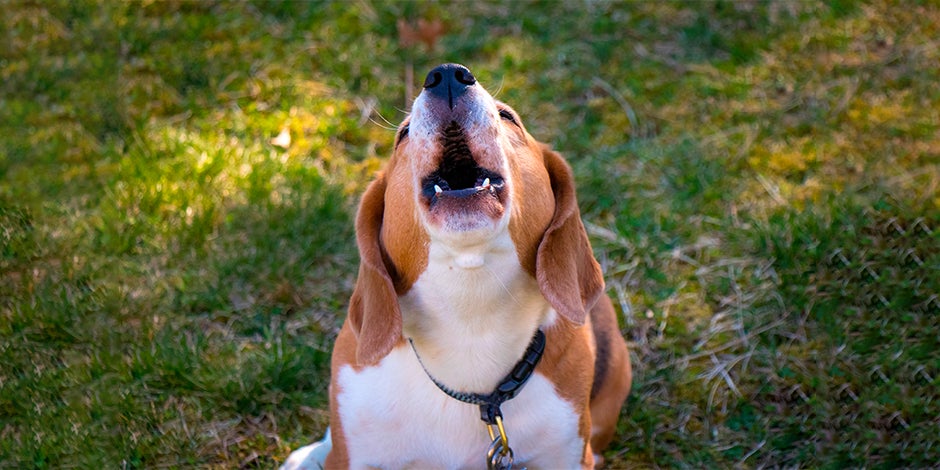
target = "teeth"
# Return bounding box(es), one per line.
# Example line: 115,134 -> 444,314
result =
482,178 -> 490,188
434,185 -> 443,194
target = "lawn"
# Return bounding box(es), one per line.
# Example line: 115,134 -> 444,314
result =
1,1 -> 938,468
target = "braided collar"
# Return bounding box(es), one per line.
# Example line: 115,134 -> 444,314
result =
408,329 -> 546,425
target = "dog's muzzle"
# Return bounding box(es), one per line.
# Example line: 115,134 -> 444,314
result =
413,64 -> 508,231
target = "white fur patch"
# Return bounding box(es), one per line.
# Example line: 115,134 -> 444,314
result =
336,349 -> 583,469
399,232 -> 549,392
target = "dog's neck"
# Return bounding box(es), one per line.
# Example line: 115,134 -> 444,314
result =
397,230 -> 553,394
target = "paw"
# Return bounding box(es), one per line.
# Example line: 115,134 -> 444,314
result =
281,428 -> 331,470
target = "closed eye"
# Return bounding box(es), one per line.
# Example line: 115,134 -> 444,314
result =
498,109 -> 519,127
396,124 -> 409,148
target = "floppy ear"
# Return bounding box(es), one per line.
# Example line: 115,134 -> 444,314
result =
535,147 -> 605,325
347,172 -> 403,365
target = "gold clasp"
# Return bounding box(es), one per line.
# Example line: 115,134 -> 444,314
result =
486,416 -> 515,470
486,415 -> 510,450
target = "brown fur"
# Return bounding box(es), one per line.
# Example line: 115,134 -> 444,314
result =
535,147 -> 606,325
588,296 -> 633,456
345,172 -> 404,367
506,141 -> 555,276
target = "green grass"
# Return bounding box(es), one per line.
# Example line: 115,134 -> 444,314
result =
2,1 -> 937,468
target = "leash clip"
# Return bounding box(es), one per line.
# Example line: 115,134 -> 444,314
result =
486,415 -> 510,454
486,415 -> 522,470
486,415 -> 513,470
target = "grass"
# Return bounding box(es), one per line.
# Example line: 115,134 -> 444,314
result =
1,0 -> 937,468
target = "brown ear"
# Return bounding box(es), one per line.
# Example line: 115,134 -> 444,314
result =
535,147 -> 605,325
347,173 -> 402,365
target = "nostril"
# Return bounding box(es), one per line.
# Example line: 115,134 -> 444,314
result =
422,64 -> 475,109
454,69 -> 476,86
424,71 -> 443,89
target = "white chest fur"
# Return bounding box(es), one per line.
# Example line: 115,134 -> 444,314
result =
399,232 -> 555,392
336,233 -> 583,468
336,347 -> 583,469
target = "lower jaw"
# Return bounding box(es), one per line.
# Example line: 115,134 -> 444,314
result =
422,208 -> 510,246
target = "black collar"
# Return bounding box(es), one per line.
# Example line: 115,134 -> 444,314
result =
409,329 -> 547,425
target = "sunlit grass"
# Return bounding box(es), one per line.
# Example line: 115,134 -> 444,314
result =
2,0 -> 938,467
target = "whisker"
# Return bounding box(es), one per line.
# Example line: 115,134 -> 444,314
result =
371,108 -> 401,131
369,116 -> 397,132
490,76 -> 506,99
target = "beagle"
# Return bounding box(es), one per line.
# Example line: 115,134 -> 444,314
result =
284,64 -> 631,469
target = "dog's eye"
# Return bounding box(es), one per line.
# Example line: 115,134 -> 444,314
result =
396,124 -> 409,147
498,109 -> 519,127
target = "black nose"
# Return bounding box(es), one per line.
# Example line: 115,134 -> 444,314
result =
423,63 -> 476,109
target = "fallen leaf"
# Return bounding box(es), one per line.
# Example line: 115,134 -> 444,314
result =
271,127 -> 291,149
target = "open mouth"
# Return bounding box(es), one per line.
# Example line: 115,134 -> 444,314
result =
419,122 -> 505,209
420,165 -> 505,203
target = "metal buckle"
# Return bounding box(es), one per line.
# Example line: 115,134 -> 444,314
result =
486,416 -> 520,470
487,436 -> 514,470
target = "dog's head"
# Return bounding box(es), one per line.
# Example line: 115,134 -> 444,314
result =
349,64 -> 604,365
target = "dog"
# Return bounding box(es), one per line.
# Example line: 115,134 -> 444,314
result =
283,64 -> 631,469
